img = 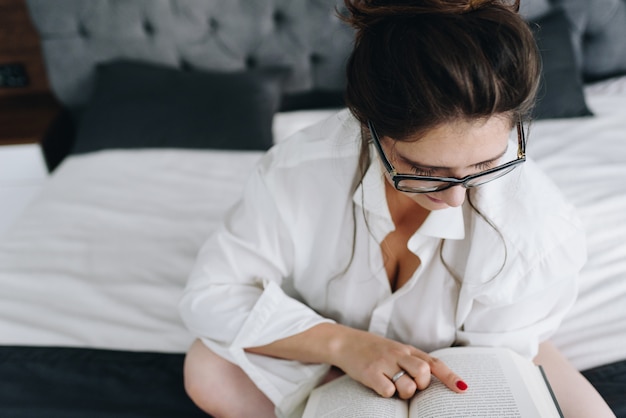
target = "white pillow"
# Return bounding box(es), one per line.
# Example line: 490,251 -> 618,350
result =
272,109 -> 341,143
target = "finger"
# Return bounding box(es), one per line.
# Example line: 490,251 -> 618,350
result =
398,356 -> 432,390
393,373 -> 418,400
428,356 -> 468,393
371,373 -> 398,398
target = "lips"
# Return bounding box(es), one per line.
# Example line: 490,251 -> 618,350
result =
426,195 -> 444,204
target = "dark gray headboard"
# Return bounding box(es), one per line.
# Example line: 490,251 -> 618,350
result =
25,0 -> 353,112
26,0 -> 626,112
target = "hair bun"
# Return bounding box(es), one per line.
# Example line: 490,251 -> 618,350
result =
341,0 -> 520,30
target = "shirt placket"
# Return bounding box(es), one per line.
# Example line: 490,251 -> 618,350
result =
368,233 -> 439,337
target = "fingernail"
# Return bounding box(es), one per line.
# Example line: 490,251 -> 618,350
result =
456,380 -> 468,391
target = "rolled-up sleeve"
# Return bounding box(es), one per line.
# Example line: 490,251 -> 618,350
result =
179,154 -> 333,416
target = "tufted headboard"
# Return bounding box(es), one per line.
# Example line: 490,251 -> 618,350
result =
26,0 -> 626,113
25,0 -> 353,114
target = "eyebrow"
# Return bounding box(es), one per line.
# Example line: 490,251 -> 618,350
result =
396,145 -> 509,171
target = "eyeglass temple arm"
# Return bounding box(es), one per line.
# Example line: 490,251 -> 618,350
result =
367,120 -> 397,174
517,120 -> 526,158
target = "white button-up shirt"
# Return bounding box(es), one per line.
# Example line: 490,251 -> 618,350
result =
179,109 -> 586,417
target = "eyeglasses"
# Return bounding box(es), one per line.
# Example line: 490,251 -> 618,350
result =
367,119 -> 526,193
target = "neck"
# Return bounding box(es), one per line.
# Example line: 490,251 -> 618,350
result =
384,180 -> 430,232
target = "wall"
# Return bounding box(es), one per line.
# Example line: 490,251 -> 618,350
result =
0,0 -> 50,98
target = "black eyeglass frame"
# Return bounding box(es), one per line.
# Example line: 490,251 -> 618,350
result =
367,119 -> 527,193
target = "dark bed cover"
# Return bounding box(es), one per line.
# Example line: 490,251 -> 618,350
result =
0,346 -> 208,417
1,346 -> 625,417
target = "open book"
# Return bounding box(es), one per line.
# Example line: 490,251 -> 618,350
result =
302,346 -> 563,418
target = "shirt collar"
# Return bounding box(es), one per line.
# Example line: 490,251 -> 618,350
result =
419,205 -> 465,240
353,151 -> 391,219
353,146 -> 465,241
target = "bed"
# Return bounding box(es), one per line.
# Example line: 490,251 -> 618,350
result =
0,0 -> 625,416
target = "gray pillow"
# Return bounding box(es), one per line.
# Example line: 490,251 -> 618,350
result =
530,9 -> 593,119
556,0 -> 626,81
73,60 -> 288,154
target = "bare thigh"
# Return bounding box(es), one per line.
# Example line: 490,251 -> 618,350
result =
183,339 -> 276,418
534,341 -> 616,418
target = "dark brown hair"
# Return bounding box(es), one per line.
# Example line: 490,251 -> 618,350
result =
339,1 -> 538,283
341,0 -> 540,141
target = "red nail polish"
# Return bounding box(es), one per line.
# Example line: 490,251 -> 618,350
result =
456,380 -> 468,391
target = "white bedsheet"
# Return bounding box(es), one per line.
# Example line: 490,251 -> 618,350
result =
0,149 -> 262,352
530,86 -> 626,371
0,83 -> 624,371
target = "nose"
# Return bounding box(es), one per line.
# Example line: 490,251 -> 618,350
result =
435,185 -> 466,207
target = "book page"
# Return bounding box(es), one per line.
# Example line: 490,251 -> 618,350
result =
408,347 -> 561,418
302,374 -> 407,418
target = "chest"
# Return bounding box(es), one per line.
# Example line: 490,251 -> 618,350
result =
380,228 -> 421,292
302,219 -> 459,350
382,182 -> 430,292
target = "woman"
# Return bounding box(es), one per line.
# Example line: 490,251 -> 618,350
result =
179,1 -> 613,417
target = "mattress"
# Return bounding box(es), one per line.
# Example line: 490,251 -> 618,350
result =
0,82 -> 625,372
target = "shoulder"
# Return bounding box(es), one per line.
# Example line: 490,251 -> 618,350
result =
473,158 -> 584,247
262,108 -> 361,171
252,109 -> 363,198
466,159 -> 586,285
451,160 -> 586,308
242,109 -> 364,219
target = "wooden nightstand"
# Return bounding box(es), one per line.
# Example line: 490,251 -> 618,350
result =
0,93 -> 61,237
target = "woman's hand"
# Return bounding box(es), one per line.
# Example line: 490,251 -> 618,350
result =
328,325 -> 467,399
246,322 -> 467,400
